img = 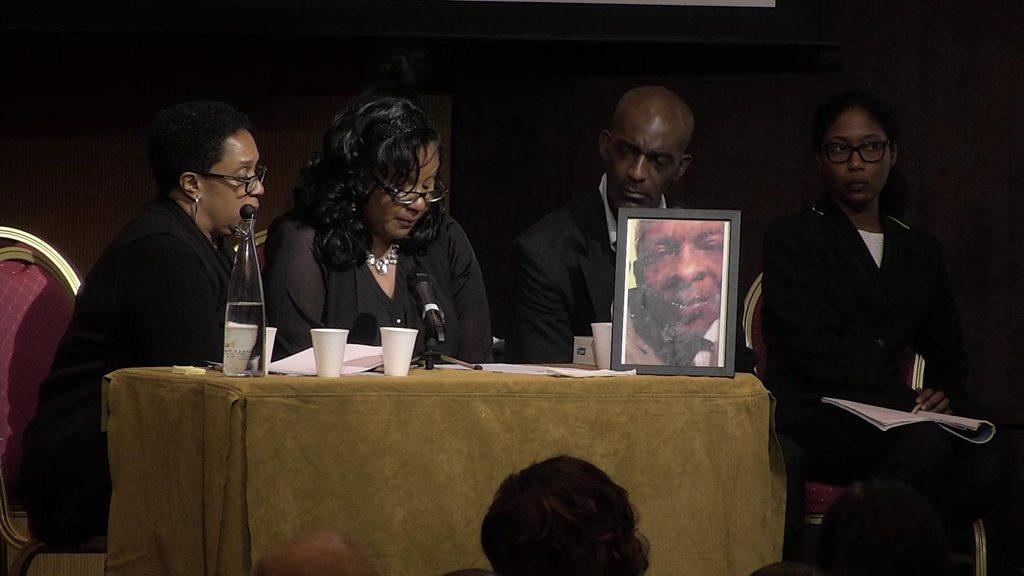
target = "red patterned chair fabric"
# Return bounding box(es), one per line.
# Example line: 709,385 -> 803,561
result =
0,259 -> 75,489
0,231 -> 106,574
803,480 -> 848,516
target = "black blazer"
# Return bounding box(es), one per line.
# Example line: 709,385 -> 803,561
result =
22,196 -> 234,543
762,197 -> 968,427
508,190 -> 615,363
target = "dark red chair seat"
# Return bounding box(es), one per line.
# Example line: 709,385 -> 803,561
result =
804,481 -> 847,517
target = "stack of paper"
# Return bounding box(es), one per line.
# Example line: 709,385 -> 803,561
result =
269,344 -> 383,376
821,397 -> 996,444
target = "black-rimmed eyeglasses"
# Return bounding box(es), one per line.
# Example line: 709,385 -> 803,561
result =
821,140 -> 891,164
371,174 -> 448,206
199,165 -> 267,196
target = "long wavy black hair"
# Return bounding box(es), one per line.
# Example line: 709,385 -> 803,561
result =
811,89 -> 909,218
292,95 -> 444,271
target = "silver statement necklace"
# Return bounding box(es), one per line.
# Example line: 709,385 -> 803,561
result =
367,243 -> 399,275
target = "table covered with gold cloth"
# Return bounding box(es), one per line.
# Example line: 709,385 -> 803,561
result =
103,367 -> 785,576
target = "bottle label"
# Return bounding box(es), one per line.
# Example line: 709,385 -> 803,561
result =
224,321 -> 258,375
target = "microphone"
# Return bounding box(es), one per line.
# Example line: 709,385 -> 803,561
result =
232,205 -> 258,238
409,269 -> 446,343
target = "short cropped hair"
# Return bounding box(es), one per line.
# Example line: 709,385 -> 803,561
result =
148,100 -> 251,196
481,455 -> 649,576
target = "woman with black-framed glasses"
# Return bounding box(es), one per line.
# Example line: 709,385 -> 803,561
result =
22,100 -> 264,545
761,89 -> 1020,571
263,94 -> 492,363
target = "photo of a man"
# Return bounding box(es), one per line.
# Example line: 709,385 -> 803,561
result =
623,218 -> 729,367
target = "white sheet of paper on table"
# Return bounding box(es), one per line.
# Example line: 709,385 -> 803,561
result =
269,344 -> 383,376
543,366 -> 637,378
435,363 -> 636,378
436,363 -> 551,375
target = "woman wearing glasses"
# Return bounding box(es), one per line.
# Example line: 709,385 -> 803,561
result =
762,90 -> 1014,565
22,100 -> 265,544
264,95 -> 492,363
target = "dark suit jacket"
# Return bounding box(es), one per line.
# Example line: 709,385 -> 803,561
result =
508,191 -> 615,363
762,197 -> 968,428
21,196 -> 234,543
509,188 -> 754,372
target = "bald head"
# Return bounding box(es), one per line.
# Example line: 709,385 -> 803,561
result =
254,532 -> 379,576
611,86 -> 694,153
600,86 -> 695,216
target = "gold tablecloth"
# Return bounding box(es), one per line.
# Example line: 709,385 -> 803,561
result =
104,367 -> 785,576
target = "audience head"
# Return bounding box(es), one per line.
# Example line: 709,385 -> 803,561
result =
598,86 -> 694,217
148,100 -> 262,239
481,455 -> 649,576
293,94 -> 444,270
817,478 -> 952,576
812,89 -> 907,218
749,561 -> 826,576
254,531 -> 378,576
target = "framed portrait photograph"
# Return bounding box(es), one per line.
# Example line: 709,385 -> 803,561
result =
611,208 -> 741,376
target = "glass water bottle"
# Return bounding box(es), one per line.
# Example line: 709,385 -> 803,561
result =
223,208 -> 266,376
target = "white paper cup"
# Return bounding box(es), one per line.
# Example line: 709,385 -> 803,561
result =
310,328 -> 349,377
591,322 -> 613,370
264,327 -> 278,366
380,327 -> 418,377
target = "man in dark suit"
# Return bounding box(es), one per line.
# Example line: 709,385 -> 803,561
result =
508,86 -> 694,363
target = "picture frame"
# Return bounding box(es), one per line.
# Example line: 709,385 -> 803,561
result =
611,208 -> 741,376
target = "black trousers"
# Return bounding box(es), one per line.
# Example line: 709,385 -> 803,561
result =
777,433 -> 806,561
20,398 -> 110,545
780,404 -> 1022,574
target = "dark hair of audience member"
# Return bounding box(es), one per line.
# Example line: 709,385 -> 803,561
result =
749,561 -> 826,576
481,455 -> 649,576
148,100 -> 252,197
811,89 -> 909,217
289,94 -> 444,272
817,478 -> 952,576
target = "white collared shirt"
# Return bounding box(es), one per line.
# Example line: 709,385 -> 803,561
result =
858,229 -> 884,268
693,319 -> 721,367
599,173 -> 666,252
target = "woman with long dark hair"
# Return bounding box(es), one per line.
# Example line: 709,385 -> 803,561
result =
762,89 -> 1018,571
263,95 -> 492,362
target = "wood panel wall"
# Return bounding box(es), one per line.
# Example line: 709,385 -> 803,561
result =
2,1 -> 1021,431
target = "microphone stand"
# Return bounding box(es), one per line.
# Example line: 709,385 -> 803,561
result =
415,325 -> 482,371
